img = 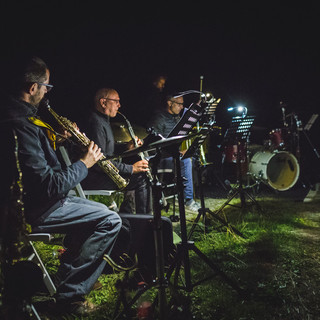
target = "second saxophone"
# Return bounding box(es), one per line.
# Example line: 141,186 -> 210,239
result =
46,103 -> 128,190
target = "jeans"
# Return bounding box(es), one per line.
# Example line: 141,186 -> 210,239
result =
31,196 -> 122,302
119,173 -> 152,214
159,157 -> 194,202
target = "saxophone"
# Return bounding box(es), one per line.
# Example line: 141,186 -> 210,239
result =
117,111 -> 170,210
46,103 -> 128,190
117,111 -> 153,183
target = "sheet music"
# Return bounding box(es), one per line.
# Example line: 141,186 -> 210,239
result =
224,116 -> 255,144
181,126 -> 211,160
167,102 -> 205,138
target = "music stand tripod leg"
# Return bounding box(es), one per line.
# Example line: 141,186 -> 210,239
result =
188,172 -> 245,239
113,150 -> 168,320
166,148 -> 244,295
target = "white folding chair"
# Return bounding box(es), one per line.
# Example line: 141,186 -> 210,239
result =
59,146 -> 120,211
27,233 -> 57,296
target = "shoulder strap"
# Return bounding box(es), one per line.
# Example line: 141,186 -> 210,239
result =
28,116 -> 57,150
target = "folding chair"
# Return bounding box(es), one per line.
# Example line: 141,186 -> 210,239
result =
27,233 -> 57,296
59,146 -> 120,211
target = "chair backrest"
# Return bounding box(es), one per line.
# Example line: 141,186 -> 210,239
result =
59,146 -> 86,198
59,146 -> 116,198
59,146 -> 118,212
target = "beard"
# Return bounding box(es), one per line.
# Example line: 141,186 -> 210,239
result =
29,91 -> 43,107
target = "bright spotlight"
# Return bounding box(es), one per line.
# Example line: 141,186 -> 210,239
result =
227,105 -> 248,118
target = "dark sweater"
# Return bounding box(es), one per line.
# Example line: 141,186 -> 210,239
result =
147,109 -> 180,138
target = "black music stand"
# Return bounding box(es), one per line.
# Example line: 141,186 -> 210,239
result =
165,142 -> 244,296
167,102 -> 205,138
214,116 -> 261,215
159,103 -> 242,295
181,127 -> 245,239
113,135 -> 193,320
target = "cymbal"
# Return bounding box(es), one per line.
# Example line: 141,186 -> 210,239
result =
251,125 -> 267,131
111,122 -> 148,143
247,144 -> 264,151
120,134 -> 196,158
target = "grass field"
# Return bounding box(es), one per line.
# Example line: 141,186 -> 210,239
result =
32,190 -> 320,319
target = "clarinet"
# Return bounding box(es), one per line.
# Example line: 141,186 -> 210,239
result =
117,111 -> 153,182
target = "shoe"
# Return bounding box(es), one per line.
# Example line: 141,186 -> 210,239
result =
92,280 -> 103,291
185,200 -> 201,212
44,298 -> 99,316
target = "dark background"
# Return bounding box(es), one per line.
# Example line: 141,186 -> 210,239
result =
1,2 -> 319,182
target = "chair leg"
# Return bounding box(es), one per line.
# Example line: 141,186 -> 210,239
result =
28,241 -> 57,296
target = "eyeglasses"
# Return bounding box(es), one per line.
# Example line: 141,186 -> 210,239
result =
37,82 -> 54,92
103,98 -> 120,104
170,100 -> 184,106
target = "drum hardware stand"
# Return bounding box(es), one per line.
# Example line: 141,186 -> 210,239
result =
295,113 -> 320,161
214,116 -> 263,216
188,158 -> 246,239
296,113 -> 320,187
165,144 -> 244,296
180,128 -> 245,239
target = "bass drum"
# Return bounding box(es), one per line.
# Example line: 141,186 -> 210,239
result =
249,151 -> 300,191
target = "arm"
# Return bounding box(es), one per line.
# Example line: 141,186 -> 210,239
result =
85,115 -> 133,175
16,123 -> 89,198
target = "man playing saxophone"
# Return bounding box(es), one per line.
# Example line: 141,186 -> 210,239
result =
0,56 -> 122,315
80,88 -> 151,214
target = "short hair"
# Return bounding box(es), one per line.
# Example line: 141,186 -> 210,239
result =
165,92 -> 182,102
152,74 -> 167,85
94,88 -> 118,107
7,55 -> 48,95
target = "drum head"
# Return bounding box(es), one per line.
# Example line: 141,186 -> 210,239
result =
267,151 -> 299,191
249,151 -> 300,191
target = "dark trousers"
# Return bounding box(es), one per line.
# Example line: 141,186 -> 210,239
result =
82,171 -> 152,214
31,196 -> 122,302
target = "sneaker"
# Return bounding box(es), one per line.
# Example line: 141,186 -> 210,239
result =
185,200 -> 201,212
55,299 -> 99,316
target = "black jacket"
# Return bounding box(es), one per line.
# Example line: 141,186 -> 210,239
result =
82,110 -> 133,175
147,109 -> 180,138
0,97 -> 88,224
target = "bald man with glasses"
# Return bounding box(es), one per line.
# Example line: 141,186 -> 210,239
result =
81,88 -> 152,214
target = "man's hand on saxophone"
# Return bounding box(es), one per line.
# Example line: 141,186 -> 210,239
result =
127,136 -> 143,150
132,159 -> 149,174
80,141 -> 104,169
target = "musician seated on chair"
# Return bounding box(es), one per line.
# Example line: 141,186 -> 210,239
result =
147,93 -> 201,212
0,56 -> 122,315
79,88 -> 151,214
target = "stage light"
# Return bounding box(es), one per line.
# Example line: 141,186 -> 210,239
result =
227,105 -> 247,118
205,92 -> 215,103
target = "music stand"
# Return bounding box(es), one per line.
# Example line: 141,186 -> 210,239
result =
113,135 -> 193,320
181,126 -> 245,239
167,102 -> 205,138
214,115 -> 261,215
160,106 -> 244,295
164,142 -> 244,295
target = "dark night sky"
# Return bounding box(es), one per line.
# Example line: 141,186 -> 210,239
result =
1,2 -> 319,148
